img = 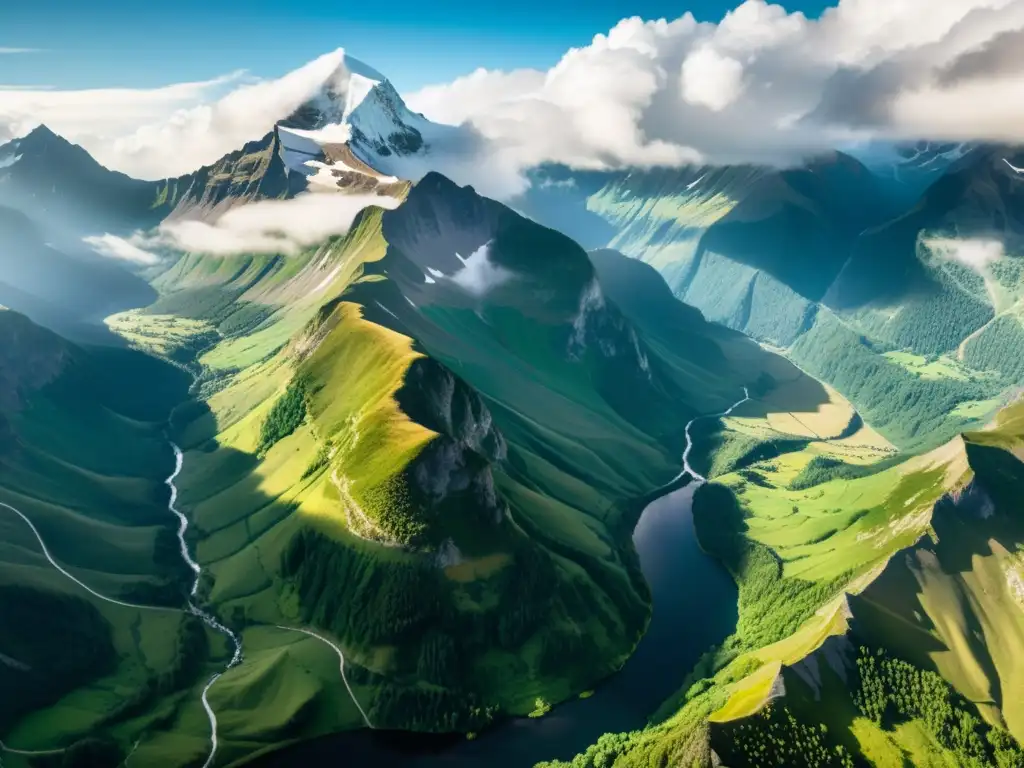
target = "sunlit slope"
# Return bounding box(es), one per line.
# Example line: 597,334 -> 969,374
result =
0,309 -> 236,766
542,377 -> 1024,767
129,171 -> 849,764
697,402 -> 1024,767
524,151 -> 1024,452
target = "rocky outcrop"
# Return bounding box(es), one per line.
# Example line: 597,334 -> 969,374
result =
398,357 -> 509,529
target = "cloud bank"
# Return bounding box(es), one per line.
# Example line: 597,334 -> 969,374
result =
83,234 -> 160,266
141,192 -> 400,256
922,236 -> 1005,272
406,0 -> 1024,178
450,242 -> 513,296
0,50 -> 353,179
4,1 -> 1024,192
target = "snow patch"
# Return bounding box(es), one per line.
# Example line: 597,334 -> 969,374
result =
1004,158 -> 1024,176
313,264 -> 343,293
427,266 -> 444,278
0,153 -> 21,170
686,172 -> 707,190
424,273 -> 436,284
374,301 -> 399,321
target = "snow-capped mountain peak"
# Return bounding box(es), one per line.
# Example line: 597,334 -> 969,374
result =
281,53 -> 436,163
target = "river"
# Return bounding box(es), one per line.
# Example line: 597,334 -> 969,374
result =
255,480 -> 739,767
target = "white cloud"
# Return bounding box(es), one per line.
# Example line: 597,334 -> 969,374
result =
144,192 -> 400,256
405,0 -> 1024,177
450,241 -> 513,296
4,2 -> 1024,197
0,48 -> 41,54
681,47 -> 745,111
0,49 -> 355,179
83,234 -> 160,266
923,236 -> 1005,271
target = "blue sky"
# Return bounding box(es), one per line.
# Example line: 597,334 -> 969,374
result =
0,0 -> 833,92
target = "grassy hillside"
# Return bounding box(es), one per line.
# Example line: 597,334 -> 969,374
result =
543,380 -> 1024,767
0,309 -> 237,764
522,151 -> 1024,453
26,171 -> 858,766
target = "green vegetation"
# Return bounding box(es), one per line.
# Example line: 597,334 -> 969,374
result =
256,374 -> 310,457
0,586 -> 116,733
693,483 -> 851,652
791,311 -> 995,448
852,647 -> 1024,767
963,315 -> 1024,383
788,454 -> 902,491
717,704 -> 855,767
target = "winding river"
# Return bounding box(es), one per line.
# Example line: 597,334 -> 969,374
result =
166,444 -> 244,768
2,389 -> 745,767
255,390 -> 747,767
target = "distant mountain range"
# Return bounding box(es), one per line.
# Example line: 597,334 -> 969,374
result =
4,51 -> 1024,768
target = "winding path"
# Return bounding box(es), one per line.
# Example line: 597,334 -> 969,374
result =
0,502 -> 177,613
275,626 -> 374,729
166,444 -> 244,768
0,500 -> 180,760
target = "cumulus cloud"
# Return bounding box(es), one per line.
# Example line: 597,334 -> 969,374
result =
143,192 -> 399,256
83,234 -> 160,266
922,236 -> 1005,271
0,49 -> 355,179
5,2 -> 1024,196
405,0 -> 1024,179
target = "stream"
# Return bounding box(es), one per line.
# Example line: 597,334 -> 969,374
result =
0,389 -> 744,767
166,444 -> 244,768
255,389 -> 747,767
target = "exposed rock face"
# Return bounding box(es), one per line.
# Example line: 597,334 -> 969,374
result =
399,357 -> 506,464
398,357 -> 508,529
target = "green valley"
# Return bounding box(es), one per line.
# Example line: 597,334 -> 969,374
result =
6,41 -> 1024,768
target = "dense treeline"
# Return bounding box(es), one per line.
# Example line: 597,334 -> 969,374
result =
854,647 -> 1024,767
281,527 -> 635,731
883,281 -> 994,354
717,704 -> 855,767
963,315 -> 1024,384
689,422 -> 809,480
693,483 -> 850,650
257,374 -> 310,457
792,313 -> 992,447
788,454 -> 905,491
0,586 -> 115,732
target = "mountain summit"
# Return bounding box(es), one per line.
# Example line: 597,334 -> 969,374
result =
276,52 -> 460,187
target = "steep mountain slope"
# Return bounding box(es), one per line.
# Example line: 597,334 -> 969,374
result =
522,146 -> 1024,450
59,168 -> 854,766
523,153 -> 890,348
0,309 -> 207,763
155,130 -> 309,221
0,126 -> 173,240
545,378 -> 1024,768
